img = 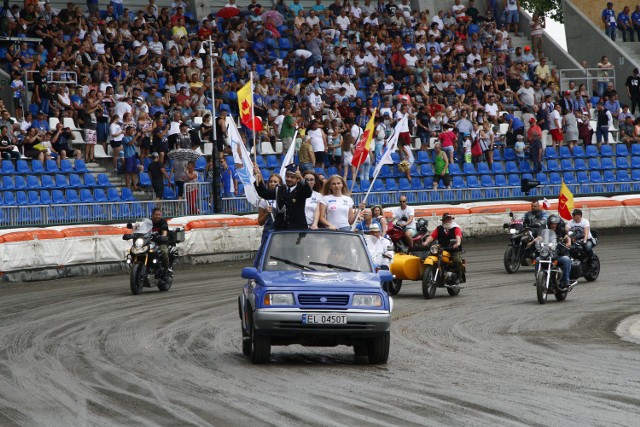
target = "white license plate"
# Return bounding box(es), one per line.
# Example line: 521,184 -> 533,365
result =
302,314 -> 347,325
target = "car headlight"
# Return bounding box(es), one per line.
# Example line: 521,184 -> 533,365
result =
429,244 -> 440,255
264,293 -> 294,306
134,238 -> 145,248
353,294 -> 382,307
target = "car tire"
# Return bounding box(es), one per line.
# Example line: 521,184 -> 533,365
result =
242,338 -> 252,356
387,279 -> 402,295
367,332 -> 390,364
250,320 -> 271,364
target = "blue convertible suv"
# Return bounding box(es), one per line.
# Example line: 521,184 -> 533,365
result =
238,230 -> 394,364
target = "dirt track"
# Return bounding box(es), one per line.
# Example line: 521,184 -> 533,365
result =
1,232 -> 640,426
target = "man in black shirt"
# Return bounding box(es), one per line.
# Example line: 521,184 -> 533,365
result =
0,125 -> 20,160
625,68 -> 640,115
147,152 -> 170,200
151,207 -> 170,271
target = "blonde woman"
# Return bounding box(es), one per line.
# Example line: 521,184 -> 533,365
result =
313,175 -> 357,231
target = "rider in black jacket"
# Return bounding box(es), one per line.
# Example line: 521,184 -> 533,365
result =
523,200 -> 548,228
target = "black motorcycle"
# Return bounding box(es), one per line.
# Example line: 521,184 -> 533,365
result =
503,213 -> 543,273
124,218 -> 182,295
535,229 -> 574,304
568,226 -> 600,282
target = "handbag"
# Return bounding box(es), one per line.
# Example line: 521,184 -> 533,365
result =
32,143 -> 48,152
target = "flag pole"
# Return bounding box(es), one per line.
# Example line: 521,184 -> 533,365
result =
250,72 -> 257,164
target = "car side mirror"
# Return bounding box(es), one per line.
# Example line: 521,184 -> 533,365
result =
378,270 -> 393,283
242,267 -> 260,281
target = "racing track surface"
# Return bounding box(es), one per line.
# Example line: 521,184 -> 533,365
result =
1,231 -> 640,426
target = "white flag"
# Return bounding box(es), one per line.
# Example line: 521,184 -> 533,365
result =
371,115 -> 407,181
279,130 -> 298,178
227,116 -> 260,206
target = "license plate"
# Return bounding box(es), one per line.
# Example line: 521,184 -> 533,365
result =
302,313 -> 347,325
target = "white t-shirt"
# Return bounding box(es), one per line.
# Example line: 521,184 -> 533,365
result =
320,194 -> 354,229
109,123 -> 124,142
392,205 -> 416,229
567,218 -> 592,239
305,190 -> 322,226
549,109 -> 562,130
307,128 -> 325,152
484,102 -> 499,118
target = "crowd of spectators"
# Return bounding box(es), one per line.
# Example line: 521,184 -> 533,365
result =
0,0 -> 635,201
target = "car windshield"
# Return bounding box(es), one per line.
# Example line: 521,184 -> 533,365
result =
263,232 -> 373,273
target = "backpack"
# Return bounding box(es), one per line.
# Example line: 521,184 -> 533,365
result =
471,137 -> 483,157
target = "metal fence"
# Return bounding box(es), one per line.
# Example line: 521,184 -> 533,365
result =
0,200 -> 187,228
558,68 -> 616,97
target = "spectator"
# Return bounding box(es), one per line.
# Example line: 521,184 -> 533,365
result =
122,125 -> 141,190
148,152 -> 171,200
617,5 -> 634,41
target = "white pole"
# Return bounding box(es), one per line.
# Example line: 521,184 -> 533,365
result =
250,72 -> 257,163
209,36 -> 217,142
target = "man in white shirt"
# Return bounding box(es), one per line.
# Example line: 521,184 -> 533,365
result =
391,196 -> 416,250
484,95 -> 499,123
516,79 -> 535,108
566,208 -> 595,259
114,97 -> 133,118
335,9 -> 350,32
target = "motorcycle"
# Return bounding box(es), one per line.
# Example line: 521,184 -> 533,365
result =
568,226 -> 600,282
387,217 -> 430,254
503,213 -> 542,273
123,218 -> 182,295
421,240 -> 465,299
534,229 -> 574,304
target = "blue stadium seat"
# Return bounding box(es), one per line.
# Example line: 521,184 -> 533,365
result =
14,176 -> 27,190
31,160 -> 45,174
467,175 -> 481,188
40,174 -> 55,189
278,38 -> 292,49
491,163 -> 505,174
97,174 -> 112,187
588,158 -> 602,170
448,163 -> 462,175
505,161 -> 519,174
508,174 -> 520,186
574,158 -> 588,171
16,191 -> 28,205
544,147 -> 558,159
572,146 -> 585,157
519,161 -> 532,173
26,175 -> 40,190
616,169 -> 631,182
3,192 -> 16,205
398,178 -> 411,190
327,166 -> 339,176
558,146 -> 572,158
632,144 -> 640,156
121,187 -> 136,201
420,164 -> 432,176
560,159 -> 574,171
632,156 -> 640,169
2,176 -> 14,190
80,189 -> 95,202
417,151 -> 431,163
603,170 -> 615,182
477,162 -> 491,175
360,179 -> 370,192
546,159 -> 560,172
600,144 -> 614,157
585,145 -> 599,157
372,179 -> 384,191
409,164 -> 419,177
139,172 -> 151,187
616,144 -> 630,157
66,189 -> 80,203
266,154 -> 280,169
577,171 -> 590,184
69,174 -> 83,188
411,178 -> 424,190
480,175 -> 494,186
74,159 -> 89,173
536,172 -> 549,185
616,157 -> 630,169
390,152 -> 401,163
632,169 -> 640,181
163,187 -> 177,200
495,175 -> 507,186
84,173 -> 97,187
40,190 -> 52,204
46,160 -> 60,173
94,188 -> 107,203
601,157 -> 615,170
52,189 -> 66,204
386,179 -> 398,191
503,148 -> 516,161
452,176 -> 466,188
16,159 -> 30,174
107,187 -> 122,202
462,163 -> 476,175
2,160 -> 16,174
55,174 -> 70,188
549,172 -> 562,185
27,190 -> 40,205
194,157 -> 206,171
493,148 -> 504,161
590,171 -> 604,183
563,172 -> 577,185
60,159 -> 74,173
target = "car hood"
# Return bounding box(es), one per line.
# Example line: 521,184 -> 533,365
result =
257,270 -> 383,289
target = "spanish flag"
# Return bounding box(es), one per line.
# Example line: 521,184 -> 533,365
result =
351,109 -> 377,167
237,82 -> 263,132
558,180 -> 574,221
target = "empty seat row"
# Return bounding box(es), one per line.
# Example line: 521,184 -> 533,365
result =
0,173 -> 112,190
0,187 -> 136,206
1,159 -> 89,175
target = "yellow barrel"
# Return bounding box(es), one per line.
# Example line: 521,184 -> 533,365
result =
390,253 -> 423,281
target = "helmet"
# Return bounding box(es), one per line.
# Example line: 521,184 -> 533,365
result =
416,218 -> 429,234
547,214 -> 561,226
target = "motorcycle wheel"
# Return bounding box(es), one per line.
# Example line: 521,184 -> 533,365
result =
583,254 -> 600,282
250,318 -> 271,364
130,263 -> 146,295
536,271 -> 548,304
422,266 -> 438,299
555,290 -> 568,301
157,272 -> 173,292
503,246 -> 520,273
387,279 -> 402,296
447,285 -> 461,296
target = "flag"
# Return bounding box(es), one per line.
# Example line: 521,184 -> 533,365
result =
227,116 -> 259,206
371,115 -> 406,181
542,198 -> 550,210
279,130 -> 298,178
237,82 -> 263,132
351,108 -> 376,167
558,180 -> 574,221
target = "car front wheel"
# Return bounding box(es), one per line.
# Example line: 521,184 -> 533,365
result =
250,319 -> 271,364
367,332 -> 390,364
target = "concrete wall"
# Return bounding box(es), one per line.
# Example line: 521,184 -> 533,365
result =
563,0 -> 640,105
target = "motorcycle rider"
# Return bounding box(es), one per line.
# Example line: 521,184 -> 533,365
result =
390,196 -> 417,251
151,207 -> 170,273
539,214 -> 572,290
566,208 -> 595,259
423,213 -> 464,285
523,200 -> 548,229
364,222 -> 394,270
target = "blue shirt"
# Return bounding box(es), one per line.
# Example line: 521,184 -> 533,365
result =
122,135 -> 137,158
632,11 -> 640,24
618,11 -> 631,24
355,219 -> 381,233
602,8 -> 616,27
220,165 -> 239,194
506,114 -> 524,130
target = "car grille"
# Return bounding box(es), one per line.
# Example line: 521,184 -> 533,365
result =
297,294 -> 349,306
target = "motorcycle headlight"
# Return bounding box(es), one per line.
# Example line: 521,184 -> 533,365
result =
353,294 -> 382,307
263,293 -> 294,306
509,228 -> 517,235
539,247 -> 550,257
131,245 -> 149,254
429,244 -> 440,255
549,241 -> 557,251
134,238 -> 145,248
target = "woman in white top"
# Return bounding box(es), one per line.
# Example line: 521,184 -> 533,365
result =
303,170 -> 323,228
314,175 -> 357,231
109,114 -> 125,170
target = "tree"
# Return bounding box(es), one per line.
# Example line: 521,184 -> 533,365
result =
520,0 -> 564,23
